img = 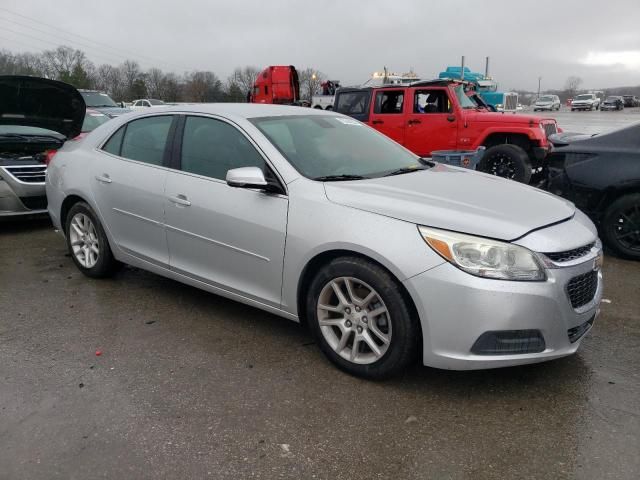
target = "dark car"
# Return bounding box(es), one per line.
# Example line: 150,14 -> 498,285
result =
600,96 -> 624,111
546,125 -> 640,259
622,95 -> 639,108
0,76 -> 85,219
78,89 -> 131,118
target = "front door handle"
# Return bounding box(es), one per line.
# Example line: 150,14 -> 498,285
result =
169,194 -> 191,207
446,115 -> 456,122
371,120 -> 384,125
408,119 -> 422,125
95,174 -> 112,184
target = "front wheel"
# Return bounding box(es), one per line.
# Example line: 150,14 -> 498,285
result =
602,194 -> 640,260
477,144 -> 532,183
306,257 -> 419,379
65,202 -> 120,277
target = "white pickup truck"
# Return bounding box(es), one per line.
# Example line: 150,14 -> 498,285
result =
571,93 -> 601,111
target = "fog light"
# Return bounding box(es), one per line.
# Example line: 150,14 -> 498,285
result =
471,330 -> 545,355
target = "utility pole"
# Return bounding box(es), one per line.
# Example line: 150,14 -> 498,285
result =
537,76 -> 542,99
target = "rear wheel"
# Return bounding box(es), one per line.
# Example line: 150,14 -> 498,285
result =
478,144 -> 532,183
306,257 -> 419,379
65,202 -> 119,277
602,194 -> 640,260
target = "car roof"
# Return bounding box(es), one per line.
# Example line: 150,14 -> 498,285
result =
119,103 -> 337,120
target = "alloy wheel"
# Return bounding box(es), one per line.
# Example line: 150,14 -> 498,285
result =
69,213 -> 100,268
613,204 -> 640,253
316,277 -> 392,365
486,154 -> 517,179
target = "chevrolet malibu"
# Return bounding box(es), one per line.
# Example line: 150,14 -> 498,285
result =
46,105 -> 603,379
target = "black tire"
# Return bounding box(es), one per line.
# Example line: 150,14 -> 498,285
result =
601,194 -> 640,260
65,201 -> 120,278
306,256 -> 419,379
571,108 -> 575,112
478,144 -> 532,184
325,105 -> 333,111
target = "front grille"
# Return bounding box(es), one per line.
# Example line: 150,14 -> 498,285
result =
566,271 -> 598,309
544,242 -> 595,263
19,196 -> 47,210
543,123 -> 557,138
4,165 -> 47,183
504,93 -> 518,111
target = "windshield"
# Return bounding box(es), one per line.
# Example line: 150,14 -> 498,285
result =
250,115 -> 423,180
80,91 -> 118,107
605,97 -> 618,102
81,111 -> 110,132
538,96 -> 554,102
454,84 -> 477,109
575,94 -> 593,101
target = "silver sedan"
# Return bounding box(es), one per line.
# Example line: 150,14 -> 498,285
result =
46,105 -> 603,379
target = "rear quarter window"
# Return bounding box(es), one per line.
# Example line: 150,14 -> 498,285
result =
335,91 -> 371,122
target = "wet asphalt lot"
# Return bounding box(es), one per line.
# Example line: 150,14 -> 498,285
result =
1,111 -> 640,479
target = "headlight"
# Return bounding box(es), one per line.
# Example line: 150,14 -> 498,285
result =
418,226 -> 546,281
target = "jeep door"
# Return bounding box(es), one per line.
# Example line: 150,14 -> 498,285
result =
368,88 -> 407,145
404,88 -> 458,157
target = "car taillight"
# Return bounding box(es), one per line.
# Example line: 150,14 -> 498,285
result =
44,149 -> 57,166
72,132 -> 88,141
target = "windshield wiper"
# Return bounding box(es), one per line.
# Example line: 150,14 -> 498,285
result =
383,164 -> 430,177
313,174 -> 369,181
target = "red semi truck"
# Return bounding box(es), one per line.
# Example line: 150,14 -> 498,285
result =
334,80 -> 560,183
249,65 -> 304,105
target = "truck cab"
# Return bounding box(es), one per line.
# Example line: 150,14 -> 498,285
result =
334,80 -> 559,183
250,65 -> 302,105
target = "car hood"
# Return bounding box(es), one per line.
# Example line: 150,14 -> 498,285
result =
90,106 -> 132,118
0,75 -> 85,138
469,111 -> 553,124
324,165 -> 575,241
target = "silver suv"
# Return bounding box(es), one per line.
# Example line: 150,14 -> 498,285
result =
46,105 -> 603,379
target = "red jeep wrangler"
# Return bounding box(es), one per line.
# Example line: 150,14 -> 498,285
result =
335,80 -> 559,183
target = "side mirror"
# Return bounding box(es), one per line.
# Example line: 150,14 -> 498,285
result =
226,167 -> 268,190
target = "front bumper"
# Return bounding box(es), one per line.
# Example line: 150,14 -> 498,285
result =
404,251 -> 602,370
0,173 -> 47,218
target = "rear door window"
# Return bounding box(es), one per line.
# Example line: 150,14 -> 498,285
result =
119,116 -> 173,165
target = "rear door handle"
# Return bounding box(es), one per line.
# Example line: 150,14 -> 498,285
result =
371,120 -> 384,125
408,119 -> 421,125
169,194 -> 191,207
95,174 -> 112,184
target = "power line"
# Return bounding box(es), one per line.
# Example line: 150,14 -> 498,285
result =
0,25 -> 124,66
0,7 -> 190,71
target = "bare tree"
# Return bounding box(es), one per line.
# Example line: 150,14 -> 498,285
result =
564,76 -> 583,98
184,71 -> 223,102
228,66 -> 260,98
145,68 -> 166,99
298,67 -> 325,103
120,60 -> 142,100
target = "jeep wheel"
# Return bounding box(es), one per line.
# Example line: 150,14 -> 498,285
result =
478,144 -> 532,184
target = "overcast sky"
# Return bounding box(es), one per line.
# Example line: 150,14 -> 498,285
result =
2,0 -> 640,91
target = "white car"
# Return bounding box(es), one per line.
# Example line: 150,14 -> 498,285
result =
571,94 -> 600,111
534,95 -> 560,111
130,99 -> 166,109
